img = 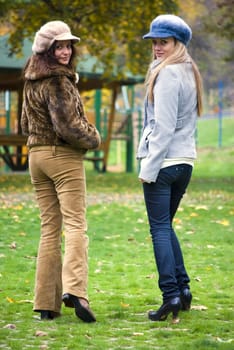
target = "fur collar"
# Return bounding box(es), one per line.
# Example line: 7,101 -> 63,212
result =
24,54 -> 77,82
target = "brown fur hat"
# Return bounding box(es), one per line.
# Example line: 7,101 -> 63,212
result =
32,20 -> 80,54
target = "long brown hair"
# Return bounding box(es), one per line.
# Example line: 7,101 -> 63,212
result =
145,41 -> 203,116
22,41 -> 78,79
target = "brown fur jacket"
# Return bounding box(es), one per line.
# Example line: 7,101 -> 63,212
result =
21,55 -> 101,151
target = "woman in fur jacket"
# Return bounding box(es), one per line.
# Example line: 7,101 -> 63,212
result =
21,20 -> 101,322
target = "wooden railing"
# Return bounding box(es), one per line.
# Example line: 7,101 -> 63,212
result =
0,134 -> 106,172
0,134 -> 28,171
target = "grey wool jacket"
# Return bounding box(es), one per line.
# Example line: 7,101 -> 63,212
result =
21,55 -> 101,151
137,59 -> 198,183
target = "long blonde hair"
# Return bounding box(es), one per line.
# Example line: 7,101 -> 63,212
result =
145,41 -> 203,116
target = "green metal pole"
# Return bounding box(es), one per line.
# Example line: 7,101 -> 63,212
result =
5,91 -> 11,172
126,86 -> 134,172
94,89 -> 102,170
126,112 -> 133,172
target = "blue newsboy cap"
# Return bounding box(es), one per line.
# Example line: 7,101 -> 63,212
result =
143,14 -> 192,46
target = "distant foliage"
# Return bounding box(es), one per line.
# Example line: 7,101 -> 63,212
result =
203,0 -> 234,41
0,0 -> 177,78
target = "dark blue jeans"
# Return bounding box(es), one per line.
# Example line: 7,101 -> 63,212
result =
143,164 -> 193,303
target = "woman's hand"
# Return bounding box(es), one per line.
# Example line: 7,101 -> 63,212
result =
139,178 -> 152,183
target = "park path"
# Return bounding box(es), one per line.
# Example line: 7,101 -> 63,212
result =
0,192 -> 144,207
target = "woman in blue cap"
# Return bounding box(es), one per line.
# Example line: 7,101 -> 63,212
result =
137,14 -> 203,321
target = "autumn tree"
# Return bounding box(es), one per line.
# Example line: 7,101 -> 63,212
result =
178,0 -> 233,90
0,0 -> 178,79
1,0 -> 232,107
202,0 -> 234,42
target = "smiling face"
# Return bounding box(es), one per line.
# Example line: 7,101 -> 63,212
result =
152,37 -> 176,60
54,40 -> 72,65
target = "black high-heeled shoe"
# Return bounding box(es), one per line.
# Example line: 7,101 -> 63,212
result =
180,288 -> 192,311
40,310 -> 54,320
148,297 -> 181,321
62,293 -> 96,323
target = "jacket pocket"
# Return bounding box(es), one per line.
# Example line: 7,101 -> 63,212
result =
137,120 -> 155,158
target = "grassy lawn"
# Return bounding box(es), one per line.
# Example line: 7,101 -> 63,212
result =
0,144 -> 233,349
196,116 -> 234,148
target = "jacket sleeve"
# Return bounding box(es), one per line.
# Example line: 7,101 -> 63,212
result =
20,97 -> 29,135
139,66 -> 180,182
46,76 -> 101,150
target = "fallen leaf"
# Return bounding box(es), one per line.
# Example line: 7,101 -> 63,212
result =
19,232 -> 26,236
133,332 -> 144,336
215,337 -> 233,343
84,335 -> 92,341
215,219 -> 230,226
195,205 -> 208,210
205,266 -> 212,271
13,214 -> 20,221
35,330 -> 48,337
172,317 -> 180,324
190,212 -> 199,217
24,255 -> 36,260
159,327 -> 189,331
10,242 -> 17,249
185,230 -> 195,235
195,277 -> 201,282
16,299 -> 33,304
173,218 -> 182,224
120,301 -> 130,308
6,297 -> 15,303
105,235 -> 120,240
191,305 -> 208,311
3,324 -> 16,329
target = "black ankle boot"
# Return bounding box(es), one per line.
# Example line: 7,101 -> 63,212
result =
40,310 -> 54,320
180,288 -> 192,310
148,297 -> 181,321
62,293 -> 96,323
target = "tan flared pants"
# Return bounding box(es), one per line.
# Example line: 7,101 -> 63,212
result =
29,146 -> 89,313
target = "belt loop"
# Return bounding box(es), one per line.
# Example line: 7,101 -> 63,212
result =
52,145 -> 56,156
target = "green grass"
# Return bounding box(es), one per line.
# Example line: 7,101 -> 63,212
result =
196,116 -> 234,148
0,147 -> 233,349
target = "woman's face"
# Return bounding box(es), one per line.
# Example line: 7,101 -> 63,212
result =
152,37 -> 176,60
54,40 -> 72,65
